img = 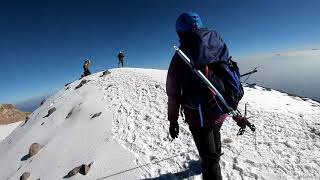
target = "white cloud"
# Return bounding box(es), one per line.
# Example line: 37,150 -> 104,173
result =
276,48 -> 320,58
238,47 -> 320,61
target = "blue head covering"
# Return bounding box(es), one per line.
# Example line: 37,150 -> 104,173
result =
176,12 -> 203,31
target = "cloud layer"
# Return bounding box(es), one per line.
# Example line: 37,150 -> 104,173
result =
237,47 -> 320,101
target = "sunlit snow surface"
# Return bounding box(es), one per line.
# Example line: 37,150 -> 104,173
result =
0,121 -> 21,141
0,68 -> 319,180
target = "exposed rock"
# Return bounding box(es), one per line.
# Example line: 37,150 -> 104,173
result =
79,162 -> 93,175
28,143 -> 41,157
310,127 -> 320,137
105,84 -> 113,90
100,70 -> 111,77
223,138 -> 233,144
91,112 -> 102,119
20,172 -> 30,180
245,83 -> 256,89
0,104 -> 30,125
144,115 -> 151,121
65,82 -> 71,90
66,166 -> 81,178
17,165 -> 22,171
43,107 -> 56,118
75,79 -> 90,90
22,116 -> 30,126
40,99 -> 46,106
262,87 -> 272,91
65,162 -> 93,178
66,108 -> 74,119
48,107 -> 56,114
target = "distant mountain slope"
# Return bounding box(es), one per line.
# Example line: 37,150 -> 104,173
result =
0,104 -> 30,125
0,68 -> 319,180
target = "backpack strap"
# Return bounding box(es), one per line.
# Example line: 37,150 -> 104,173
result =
198,104 -> 204,127
205,65 -> 209,77
206,65 -> 216,96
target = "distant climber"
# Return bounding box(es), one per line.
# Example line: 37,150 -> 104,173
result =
166,12 -> 245,180
117,51 -> 124,68
82,59 -> 91,77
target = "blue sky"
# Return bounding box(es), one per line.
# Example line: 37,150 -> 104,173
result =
1,0 -> 320,104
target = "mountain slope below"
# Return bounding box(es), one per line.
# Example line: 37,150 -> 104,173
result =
0,104 -> 30,124
0,68 -> 319,180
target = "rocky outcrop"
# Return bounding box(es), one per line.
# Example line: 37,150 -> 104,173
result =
91,112 -> 102,119
29,143 -> 42,157
100,70 -> 111,77
65,162 -> 93,178
0,104 -> 30,125
75,79 -> 90,90
43,107 -> 56,118
40,99 -> 46,106
22,142 -> 42,161
20,172 -> 30,180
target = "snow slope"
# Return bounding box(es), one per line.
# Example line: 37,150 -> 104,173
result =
0,68 -> 319,180
0,121 -> 21,141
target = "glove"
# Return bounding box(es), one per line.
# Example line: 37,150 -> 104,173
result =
169,121 -> 179,139
232,114 -> 247,129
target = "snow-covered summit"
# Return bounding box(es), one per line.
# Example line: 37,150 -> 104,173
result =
0,68 -> 319,180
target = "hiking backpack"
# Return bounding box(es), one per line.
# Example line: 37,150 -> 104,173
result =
179,28 -> 244,115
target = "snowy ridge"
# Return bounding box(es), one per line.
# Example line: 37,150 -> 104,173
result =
0,68 -> 319,180
99,68 -> 200,178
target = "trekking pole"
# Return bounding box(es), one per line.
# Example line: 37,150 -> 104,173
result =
241,67 -> 258,84
174,46 -> 256,135
240,68 -> 258,77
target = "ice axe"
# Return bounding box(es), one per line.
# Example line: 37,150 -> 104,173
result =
174,46 -> 256,135
234,103 -> 256,135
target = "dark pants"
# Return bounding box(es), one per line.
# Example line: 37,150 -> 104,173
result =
83,69 -> 91,76
190,124 -> 223,180
118,60 -> 124,67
